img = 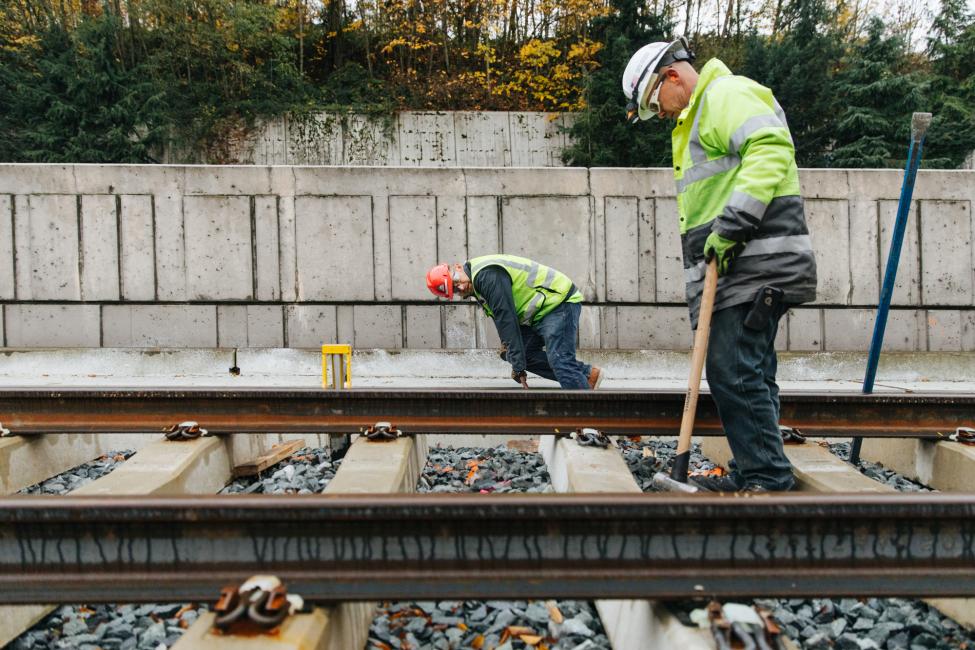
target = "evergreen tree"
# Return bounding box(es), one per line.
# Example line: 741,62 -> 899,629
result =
0,16 -> 166,163
562,0 -> 672,167
924,0 -> 975,168
828,18 -> 926,168
739,0 -> 843,166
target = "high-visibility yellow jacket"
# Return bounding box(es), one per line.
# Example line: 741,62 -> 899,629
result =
469,254 -> 581,326
672,59 -> 817,326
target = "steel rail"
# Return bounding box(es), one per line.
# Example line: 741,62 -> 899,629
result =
0,387 -> 972,437
2,493 -> 975,603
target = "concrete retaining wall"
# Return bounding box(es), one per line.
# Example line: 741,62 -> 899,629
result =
1,164 -> 973,352
163,112 -> 575,167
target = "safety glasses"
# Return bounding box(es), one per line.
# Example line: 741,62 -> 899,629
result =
646,76 -> 665,116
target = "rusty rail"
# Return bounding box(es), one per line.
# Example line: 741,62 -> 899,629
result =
1,493 -> 975,603
0,387 -> 971,436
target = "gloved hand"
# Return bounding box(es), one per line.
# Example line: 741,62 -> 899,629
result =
511,369 -> 529,389
703,232 -> 746,277
499,342 -> 508,361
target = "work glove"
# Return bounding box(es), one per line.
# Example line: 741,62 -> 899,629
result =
511,369 -> 529,389
499,342 -> 508,361
703,232 -> 746,277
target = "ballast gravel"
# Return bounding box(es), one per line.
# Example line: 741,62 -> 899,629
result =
368,443 -> 611,650
628,437 -> 972,649
221,445 -> 341,494
18,450 -> 135,495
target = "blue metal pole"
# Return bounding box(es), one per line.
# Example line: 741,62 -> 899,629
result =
850,112 -> 931,465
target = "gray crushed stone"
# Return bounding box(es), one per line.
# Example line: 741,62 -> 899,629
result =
617,438 -> 717,491
369,444 -> 610,650
827,441 -> 931,492
221,446 -> 341,494
11,603 -> 208,650
18,450 -> 136,495
648,439 -> 971,649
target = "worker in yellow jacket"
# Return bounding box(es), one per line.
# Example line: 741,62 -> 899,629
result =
623,38 -> 817,492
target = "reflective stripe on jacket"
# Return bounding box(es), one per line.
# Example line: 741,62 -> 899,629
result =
469,254 -> 581,325
672,58 -> 817,327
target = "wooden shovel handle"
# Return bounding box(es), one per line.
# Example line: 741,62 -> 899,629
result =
676,258 -> 719,456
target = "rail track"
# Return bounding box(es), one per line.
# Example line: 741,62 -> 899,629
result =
2,387 -> 972,436
2,386 -> 974,648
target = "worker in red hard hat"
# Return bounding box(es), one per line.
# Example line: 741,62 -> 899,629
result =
426,255 -> 602,390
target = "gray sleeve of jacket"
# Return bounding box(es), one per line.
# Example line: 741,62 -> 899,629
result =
472,266 -> 525,373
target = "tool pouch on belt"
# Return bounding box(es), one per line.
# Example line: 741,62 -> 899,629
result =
744,285 -> 784,331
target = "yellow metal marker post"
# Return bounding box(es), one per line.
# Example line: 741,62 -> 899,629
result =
321,344 -> 352,389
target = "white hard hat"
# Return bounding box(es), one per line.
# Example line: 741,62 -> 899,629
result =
622,38 -> 695,122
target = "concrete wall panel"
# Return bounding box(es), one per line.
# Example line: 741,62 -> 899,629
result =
920,200 -> 973,305
0,195 -> 14,300
389,196 -> 437,300
119,194 -> 155,300
294,196 -> 374,301
103,305 -> 216,347
405,306 -> 441,349
579,305 -> 601,349
637,198 -> 657,303
604,197 -> 639,302
653,199 -> 684,303
80,195 -> 119,300
963,311 -> 975,352
254,195 -> 281,301
353,305 -> 402,348
343,115 -> 399,166
336,305 -> 355,346
927,310 -> 962,352
467,196 -> 500,258
616,306 -> 690,350
16,194 -> 80,300
509,113 -> 563,167
475,309 -> 501,349
183,195 -> 252,300
399,112 -> 456,167
5,305 -> 99,347
455,112 -> 510,166
499,196 -> 592,296
600,306 -> 618,349
824,308 -> 919,352
437,196 -> 468,267
218,305 -> 284,348
848,200 -> 879,305
286,305 -> 337,348
879,200 -> 920,306
787,308 -> 823,351
805,199 -> 850,305
154,191 -> 187,300
444,304 -> 476,349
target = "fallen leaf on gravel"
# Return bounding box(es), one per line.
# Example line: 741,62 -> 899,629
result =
471,635 -> 485,649
507,625 -> 536,636
545,601 -> 564,623
642,447 -> 655,458
457,622 -> 468,631
520,634 -> 543,645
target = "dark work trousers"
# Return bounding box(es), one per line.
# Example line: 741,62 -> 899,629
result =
520,302 -> 592,389
705,301 -> 795,491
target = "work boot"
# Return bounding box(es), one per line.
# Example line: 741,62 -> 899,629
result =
588,366 -> 603,390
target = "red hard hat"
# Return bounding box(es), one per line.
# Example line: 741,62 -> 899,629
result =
426,263 -> 453,299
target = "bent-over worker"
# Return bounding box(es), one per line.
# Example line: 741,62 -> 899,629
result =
425,255 -> 602,390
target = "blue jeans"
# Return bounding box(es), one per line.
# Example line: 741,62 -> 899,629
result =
522,302 -> 592,389
705,301 -> 795,491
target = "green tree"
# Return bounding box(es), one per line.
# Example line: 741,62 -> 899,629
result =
828,18 -> 926,168
924,0 -> 975,168
562,0 -> 673,167
0,15 -> 166,162
739,0 -> 843,166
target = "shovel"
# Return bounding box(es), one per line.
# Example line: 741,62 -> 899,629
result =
653,257 -> 718,493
